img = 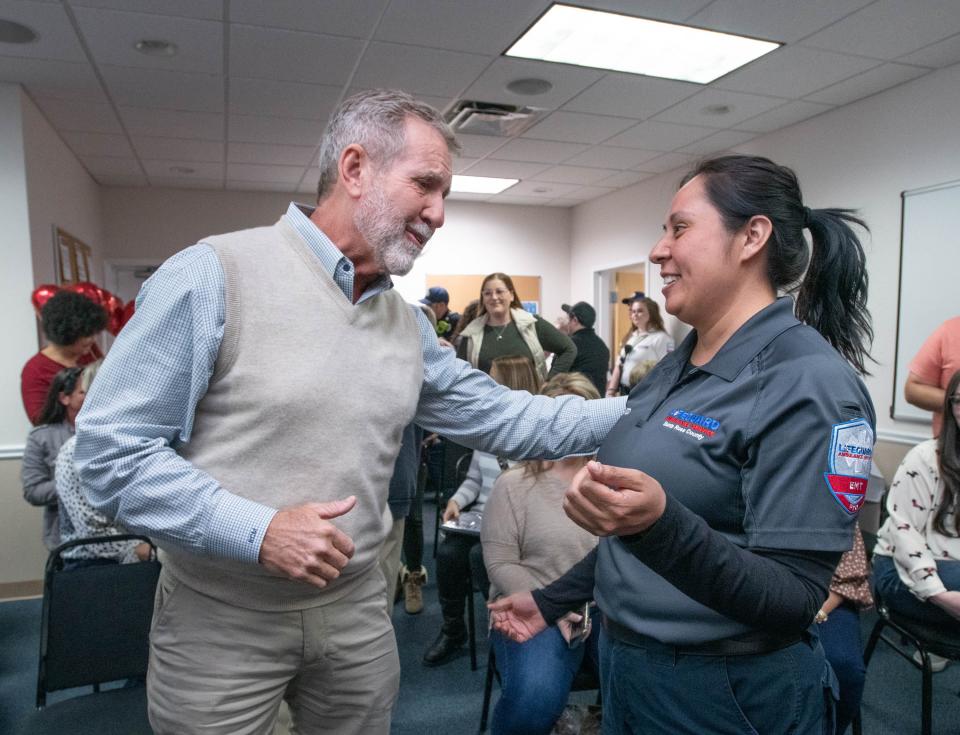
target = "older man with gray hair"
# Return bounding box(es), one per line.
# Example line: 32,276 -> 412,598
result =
76,89 -> 626,735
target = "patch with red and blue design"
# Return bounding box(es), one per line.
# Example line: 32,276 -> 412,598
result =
824,418 -> 874,515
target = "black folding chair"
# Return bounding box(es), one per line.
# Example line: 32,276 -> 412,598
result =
36,535 -> 160,709
432,444 -> 473,556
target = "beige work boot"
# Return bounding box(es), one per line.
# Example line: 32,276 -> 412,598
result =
402,565 -> 427,615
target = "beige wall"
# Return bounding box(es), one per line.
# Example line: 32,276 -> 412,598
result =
0,458 -> 48,587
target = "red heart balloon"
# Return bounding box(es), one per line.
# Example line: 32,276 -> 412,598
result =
31,284 -> 60,313
66,281 -> 105,306
119,299 -> 136,331
103,292 -> 125,336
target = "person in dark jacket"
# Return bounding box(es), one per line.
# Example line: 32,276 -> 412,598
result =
560,301 -> 610,396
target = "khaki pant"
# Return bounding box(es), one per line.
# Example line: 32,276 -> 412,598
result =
147,566 -> 399,735
378,517 -> 405,616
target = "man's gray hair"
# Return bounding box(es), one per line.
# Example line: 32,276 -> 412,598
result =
316,89 -> 460,200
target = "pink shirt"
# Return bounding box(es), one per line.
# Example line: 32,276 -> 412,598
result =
909,316 -> 960,436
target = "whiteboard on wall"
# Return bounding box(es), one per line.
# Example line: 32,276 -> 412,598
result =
891,179 -> 960,423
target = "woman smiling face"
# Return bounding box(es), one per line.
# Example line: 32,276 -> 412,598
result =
629,301 -> 649,332
482,277 -> 513,323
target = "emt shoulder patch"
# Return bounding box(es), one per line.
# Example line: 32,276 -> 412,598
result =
824,418 -> 874,515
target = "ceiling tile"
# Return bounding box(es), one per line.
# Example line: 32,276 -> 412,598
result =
101,65 -> 223,113
228,142 -> 317,166
141,159 -> 223,179
634,152 -> 700,175
491,138 -> 588,164
460,57 -> 603,110
595,170 -> 654,188
530,165 -> 617,185
70,0 -> 223,20
230,25 -> 364,85
563,73 -> 700,120
503,180 -> 583,197
229,78 -> 340,120
605,120 -> 714,151
716,45 -> 880,98
462,159 -> 550,179
452,157 -> 478,173
227,180 -> 299,192
148,176 -> 222,189
226,162 -> 306,183
133,136 -> 224,162
120,106 -> 223,139
734,100 -> 833,133
897,32 -> 960,67
562,145 -> 663,169
79,155 -> 144,177
228,114 -> 324,146
33,96 -> 123,133
96,173 -> 149,187
377,0 -> 545,55
0,58 -> 103,101
804,63 -> 931,106
351,42 -> 492,98
677,129 -> 758,155
60,131 -> 134,158
652,89 -> 785,128
687,0 -> 875,44
454,133 -> 509,159
489,194 -> 553,206
565,185 -> 616,201
801,0 -> 960,60
229,0 -> 384,39
447,192 -> 493,202
0,2 -> 85,62
522,111 -> 635,144
73,7 -> 222,73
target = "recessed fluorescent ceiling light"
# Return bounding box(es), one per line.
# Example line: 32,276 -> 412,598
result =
506,4 -> 780,84
451,175 -> 518,194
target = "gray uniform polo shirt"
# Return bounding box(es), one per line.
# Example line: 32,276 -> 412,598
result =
595,297 -> 875,645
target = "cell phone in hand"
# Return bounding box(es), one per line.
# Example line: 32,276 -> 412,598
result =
566,603 -> 592,649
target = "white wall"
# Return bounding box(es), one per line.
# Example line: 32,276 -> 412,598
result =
101,190 -> 573,320
570,63 -> 960,443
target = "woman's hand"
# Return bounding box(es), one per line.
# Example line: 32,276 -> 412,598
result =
442,499 -> 461,523
488,591 -> 546,643
930,590 -> 960,621
564,461 -> 666,537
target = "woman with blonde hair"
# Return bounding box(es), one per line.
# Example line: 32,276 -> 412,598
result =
606,293 -> 674,396
481,371 -> 601,734
457,272 -> 576,380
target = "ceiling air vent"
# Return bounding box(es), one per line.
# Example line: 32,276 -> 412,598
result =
445,100 -> 544,137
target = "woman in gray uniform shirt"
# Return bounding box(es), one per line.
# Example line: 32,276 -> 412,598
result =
491,155 -> 876,735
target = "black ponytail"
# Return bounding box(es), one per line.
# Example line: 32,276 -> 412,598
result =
683,155 -> 874,374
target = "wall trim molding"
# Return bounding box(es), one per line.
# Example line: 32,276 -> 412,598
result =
0,444 -> 25,460
876,428 -> 928,446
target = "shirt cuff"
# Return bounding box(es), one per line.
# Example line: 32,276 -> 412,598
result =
206,492 -> 278,563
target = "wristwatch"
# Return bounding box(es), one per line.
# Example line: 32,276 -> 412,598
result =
815,609 -> 829,624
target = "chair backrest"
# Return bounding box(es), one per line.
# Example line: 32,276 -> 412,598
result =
441,441 -> 472,499
37,535 -> 160,707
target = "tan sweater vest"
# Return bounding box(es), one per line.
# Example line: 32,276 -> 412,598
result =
161,218 -> 422,610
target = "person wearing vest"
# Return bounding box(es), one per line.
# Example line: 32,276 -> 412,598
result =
75,90 -> 628,735
456,271 -> 577,380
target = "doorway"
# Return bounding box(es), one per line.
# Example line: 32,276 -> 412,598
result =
593,260 -> 648,368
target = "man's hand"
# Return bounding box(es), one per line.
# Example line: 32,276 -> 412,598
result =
442,499 -> 461,523
258,497 -> 357,588
564,461 -> 666,537
488,591 -> 547,643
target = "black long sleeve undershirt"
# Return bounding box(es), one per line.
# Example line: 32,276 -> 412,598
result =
533,496 -> 840,635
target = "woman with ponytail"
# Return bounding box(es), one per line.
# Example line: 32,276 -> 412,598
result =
490,155 -> 876,733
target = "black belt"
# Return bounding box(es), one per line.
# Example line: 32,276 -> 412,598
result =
602,615 -> 801,657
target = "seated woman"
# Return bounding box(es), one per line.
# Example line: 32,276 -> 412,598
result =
874,368 -> 960,666
423,355 -> 541,666
21,290 -> 105,425
21,366 -> 86,550
482,371 -> 601,735
55,362 -> 150,570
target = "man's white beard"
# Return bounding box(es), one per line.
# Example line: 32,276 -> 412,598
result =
354,184 -> 431,276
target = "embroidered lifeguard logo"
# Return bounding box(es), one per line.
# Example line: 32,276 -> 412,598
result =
824,418 -> 874,515
662,408 -> 720,442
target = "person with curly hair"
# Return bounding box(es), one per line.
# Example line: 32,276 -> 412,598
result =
21,290 -> 105,425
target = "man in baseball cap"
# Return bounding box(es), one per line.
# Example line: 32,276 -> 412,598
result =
420,287 -> 459,336
560,301 -> 609,395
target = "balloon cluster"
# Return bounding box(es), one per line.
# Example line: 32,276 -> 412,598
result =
30,282 -> 135,336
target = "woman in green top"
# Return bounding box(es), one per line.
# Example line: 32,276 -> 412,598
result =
456,272 -> 577,380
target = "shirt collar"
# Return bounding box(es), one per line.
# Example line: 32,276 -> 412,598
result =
669,297 -> 801,382
284,202 -> 394,303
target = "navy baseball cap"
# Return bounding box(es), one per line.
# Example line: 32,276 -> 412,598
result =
621,290 -> 646,305
420,286 -> 449,305
562,301 -> 596,329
